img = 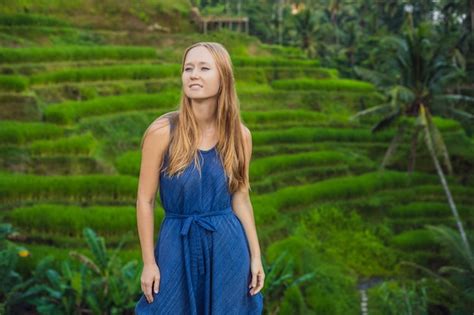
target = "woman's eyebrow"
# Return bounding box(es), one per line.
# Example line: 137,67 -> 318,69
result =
184,61 -> 211,66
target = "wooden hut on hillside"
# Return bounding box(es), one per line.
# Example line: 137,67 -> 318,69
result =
190,7 -> 249,34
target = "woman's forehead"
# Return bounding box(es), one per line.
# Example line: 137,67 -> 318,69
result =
185,46 -> 215,65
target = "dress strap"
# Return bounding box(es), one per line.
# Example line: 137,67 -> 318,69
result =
167,114 -> 176,134
161,113 -> 177,164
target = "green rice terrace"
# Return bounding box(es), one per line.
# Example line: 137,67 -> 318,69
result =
1,2 -> 474,315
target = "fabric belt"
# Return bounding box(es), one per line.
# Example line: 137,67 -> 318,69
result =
165,207 -> 233,275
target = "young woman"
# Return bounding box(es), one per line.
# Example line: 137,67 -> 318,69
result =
134,42 -> 265,314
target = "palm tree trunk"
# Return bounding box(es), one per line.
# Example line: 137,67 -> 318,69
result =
380,124 -> 405,170
423,120 -> 473,259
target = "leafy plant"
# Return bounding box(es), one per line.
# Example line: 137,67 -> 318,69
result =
0,223 -> 38,314
67,227 -> 141,313
13,227 -> 141,314
369,279 -> 430,315
399,224 -> 474,312
261,249 -> 315,315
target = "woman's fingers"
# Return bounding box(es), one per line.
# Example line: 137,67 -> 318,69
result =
142,280 -> 154,303
249,271 -> 265,295
248,272 -> 257,293
140,264 -> 160,303
153,275 -> 160,294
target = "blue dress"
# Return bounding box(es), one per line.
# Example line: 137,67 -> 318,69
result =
135,116 -> 264,314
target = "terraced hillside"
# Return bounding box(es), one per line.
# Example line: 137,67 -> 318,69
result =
1,13 -> 474,315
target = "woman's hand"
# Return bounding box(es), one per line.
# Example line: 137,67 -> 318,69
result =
249,256 -> 265,296
141,263 -> 161,303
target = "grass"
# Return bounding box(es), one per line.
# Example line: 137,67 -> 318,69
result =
0,46 -> 157,63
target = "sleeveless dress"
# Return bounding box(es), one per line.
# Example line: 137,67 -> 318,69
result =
135,116 -> 264,314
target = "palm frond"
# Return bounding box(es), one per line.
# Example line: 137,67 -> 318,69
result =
380,35 -> 408,54
349,103 -> 392,120
424,225 -> 474,271
389,85 -> 415,105
83,228 -> 108,272
398,260 -> 460,291
288,272 -> 316,288
69,251 -> 101,275
353,66 -> 393,87
447,107 -> 474,120
438,266 -> 469,275
372,108 -> 401,133
434,94 -> 474,104
435,68 -> 465,88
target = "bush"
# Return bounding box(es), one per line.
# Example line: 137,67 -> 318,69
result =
232,56 -> 320,67
0,75 -> 29,91
0,121 -> 63,145
44,91 -> 179,124
304,266 -> 359,315
29,132 -> 98,156
252,126 -> 395,146
279,286 -> 306,315
115,151 -> 140,176
0,174 -> 137,206
368,280 -> 430,315
271,78 -> 375,92
31,64 -> 180,84
390,229 -> 439,250
263,237 -> 317,314
26,228 -> 141,313
253,171 -> 437,215
250,150 -> 372,181
0,13 -> 70,27
388,202 -> 472,218
7,204 -> 164,237
295,206 -> 398,277
0,45 -> 156,63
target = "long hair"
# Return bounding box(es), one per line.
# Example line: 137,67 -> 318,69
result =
142,42 -> 249,194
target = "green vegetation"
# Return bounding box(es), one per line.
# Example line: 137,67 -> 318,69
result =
0,0 -> 473,313
0,121 -> 64,144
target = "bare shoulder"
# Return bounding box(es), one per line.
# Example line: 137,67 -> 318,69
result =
137,113 -> 176,204
240,122 -> 252,161
141,112 -> 176,152
240,122 -> 251,144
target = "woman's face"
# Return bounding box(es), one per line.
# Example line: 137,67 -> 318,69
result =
182,46 -> 221,101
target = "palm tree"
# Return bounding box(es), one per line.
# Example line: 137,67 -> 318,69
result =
350,21 -> 473,258
293,8 -> 319,58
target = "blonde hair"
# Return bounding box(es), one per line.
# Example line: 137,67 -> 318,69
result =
141,42 -> 250,194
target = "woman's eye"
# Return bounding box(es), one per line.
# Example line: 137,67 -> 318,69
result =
184,67 -> 209,72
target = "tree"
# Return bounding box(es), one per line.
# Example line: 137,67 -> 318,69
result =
293,8 -> 318,57
351,21 -> 473,258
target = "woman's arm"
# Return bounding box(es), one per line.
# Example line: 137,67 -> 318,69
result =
136,117 -> 170,266
232,124 -> 265,295
231,125 -> 261,260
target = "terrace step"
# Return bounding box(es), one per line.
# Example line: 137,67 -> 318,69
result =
0,93 -> 40,121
